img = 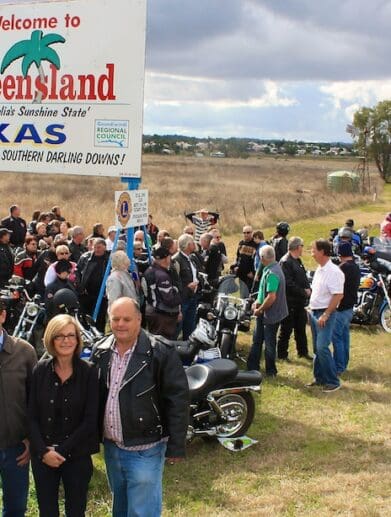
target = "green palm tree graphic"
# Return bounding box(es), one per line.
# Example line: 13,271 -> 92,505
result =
1,29 -> 65,103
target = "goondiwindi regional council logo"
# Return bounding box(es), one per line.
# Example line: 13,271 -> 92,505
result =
116,192 -> 132,228
1,29 -> 65,103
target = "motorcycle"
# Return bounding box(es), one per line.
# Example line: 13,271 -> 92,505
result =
352,255 -> 391,333
0,276 -> 32,334
156,328 -> 262,440
12,293 -> 46,356
197,274 -> 253,359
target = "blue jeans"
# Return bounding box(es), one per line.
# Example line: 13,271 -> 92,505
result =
309,310 -> 340,387
0,443 -> 29,517
104,440 -> 167,517
177,296 -> 198,340
247,316 -> 279,375
332,308 -> 353,374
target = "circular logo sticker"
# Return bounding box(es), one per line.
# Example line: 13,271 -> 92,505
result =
116,192 -> 132,227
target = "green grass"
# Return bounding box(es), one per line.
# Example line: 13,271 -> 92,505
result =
17,184 -> 391,516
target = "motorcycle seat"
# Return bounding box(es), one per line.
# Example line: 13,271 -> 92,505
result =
186,358 -> 238,400
231,370 -> 262,387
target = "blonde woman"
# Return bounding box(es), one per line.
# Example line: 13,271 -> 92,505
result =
106,250 -> 139,308
28,314 -> 99,517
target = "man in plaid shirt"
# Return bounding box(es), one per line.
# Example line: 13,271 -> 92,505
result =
91,297 -> 189,517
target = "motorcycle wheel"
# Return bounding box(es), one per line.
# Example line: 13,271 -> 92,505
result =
380,305 -> 391,333
220,333 -> 234,359
215,392 -> 255,438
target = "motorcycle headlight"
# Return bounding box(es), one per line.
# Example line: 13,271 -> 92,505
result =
26,304 -> 39,317
224,306 -> 238,320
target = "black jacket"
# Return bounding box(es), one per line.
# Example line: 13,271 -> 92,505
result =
144,263 -> 182,315
68,240 -> 87,264
76,251 -> 110,295
232,239 -> 257,281
173,251 -> 202,301
28,357 -> 99,460
280,253 -> 310,305
90,330 -> 189,457
1,216 -> 27,248
0,243 -> 14,288
200,244 -> 222,282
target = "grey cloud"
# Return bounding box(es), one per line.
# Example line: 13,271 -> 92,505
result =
146,0 -> 391,82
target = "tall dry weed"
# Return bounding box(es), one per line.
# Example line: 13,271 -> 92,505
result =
0,155 -> 381,236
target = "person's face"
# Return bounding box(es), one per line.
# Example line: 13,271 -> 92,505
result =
200,237 -> 208,250
57,270 -> 70,280
169,242 -> 178,255
74,232 -> 84,244
0,309 -> 6,328
56,248 -> 70,260
60,222 -> 68,234
134,231 -> 144,242
94,243 -> 106,256
243,228 -> 252,241
53,323 -> 78,359
133,244 -> 143,256
26,240 -> 38,253
0,233 -> 10,244
108,231 -> 116,242
37,224 -> 47,236
311,245 -> 324,264
110,301 -> 141,344
253,236 -> 261,244
12,206 -> 21,218
296,244 -> 304,257
96,225 -> 104,236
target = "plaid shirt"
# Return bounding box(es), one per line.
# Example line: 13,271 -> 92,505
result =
103,342 -> 164,452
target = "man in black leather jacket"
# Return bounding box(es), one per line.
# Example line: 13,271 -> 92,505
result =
277,236 -> 312,361
90,297 -> 189,517
76,238 -> 109,332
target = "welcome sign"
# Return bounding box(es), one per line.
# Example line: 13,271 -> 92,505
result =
0,0 -> 146,176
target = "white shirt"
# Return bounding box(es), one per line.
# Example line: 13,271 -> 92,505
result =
309,259 -> 344,309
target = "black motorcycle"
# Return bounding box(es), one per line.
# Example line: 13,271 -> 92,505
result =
0,276 -> 33,334
197,274 -> 252,359
13,293 -> 46,356
352,252 -> 391,333
157,331 -> 262,440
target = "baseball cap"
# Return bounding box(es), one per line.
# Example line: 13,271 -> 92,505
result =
338,241 -> 353,257
0,228 -> 12,238
152,246 -> 170,259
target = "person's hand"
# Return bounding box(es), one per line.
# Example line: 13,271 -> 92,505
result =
187,281 -> 198,292
166,457 -> 183,465
42,449 -> 66,468
177,311 -> 183,322
247,272 -> 254,279
317,312 -> 329,328
305,288 -> 311,297
253,306 -> 263,317
16,439 -> 30,467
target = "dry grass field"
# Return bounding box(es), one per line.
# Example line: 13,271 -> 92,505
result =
0,154 -> 383,237
1,155 -> 389,516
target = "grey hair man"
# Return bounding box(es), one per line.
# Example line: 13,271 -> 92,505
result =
68,226 -> 86,263
247,245 -> 288,376
173,234 -> 203,339
277,236 -> 312,361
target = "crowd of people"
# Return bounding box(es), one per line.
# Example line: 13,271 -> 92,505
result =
0,203 -> 390,516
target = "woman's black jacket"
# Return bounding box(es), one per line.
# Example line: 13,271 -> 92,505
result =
28,356 -> 100,460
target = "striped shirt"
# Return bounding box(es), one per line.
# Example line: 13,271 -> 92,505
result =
103,342 -> 162,451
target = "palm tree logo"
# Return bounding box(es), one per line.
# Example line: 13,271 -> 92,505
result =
1,29 -> 65,103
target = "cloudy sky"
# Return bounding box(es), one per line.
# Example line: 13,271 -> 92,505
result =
1,0 -> 390,142
144,0 -> 391,142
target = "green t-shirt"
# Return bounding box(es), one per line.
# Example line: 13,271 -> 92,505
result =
257,264 -> 280,304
